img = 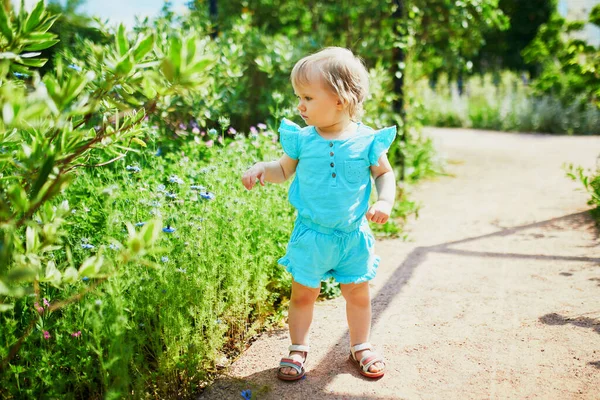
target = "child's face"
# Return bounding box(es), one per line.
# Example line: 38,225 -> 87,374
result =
293,78 -> 345,128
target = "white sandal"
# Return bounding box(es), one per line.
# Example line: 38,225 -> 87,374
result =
278,344 -> 309,381
349,342 -> 386,378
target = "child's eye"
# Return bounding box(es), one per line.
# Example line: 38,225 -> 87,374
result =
304,97 -> 312,101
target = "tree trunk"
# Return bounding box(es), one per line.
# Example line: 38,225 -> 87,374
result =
392,0 -> 406,181
209,0 -> 218,39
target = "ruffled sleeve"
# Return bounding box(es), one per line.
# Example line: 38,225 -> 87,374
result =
278,118 -> 301,159
368,126 -> 397,166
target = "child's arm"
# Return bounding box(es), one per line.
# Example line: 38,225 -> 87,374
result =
242,155 -> 298,190
367,154 -> 396,224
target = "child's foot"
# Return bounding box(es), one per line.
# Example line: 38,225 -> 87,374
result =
277,344 -> 309,381
350,343 -> 386,378
353,349 -> 384,373
279,351 -> 306,376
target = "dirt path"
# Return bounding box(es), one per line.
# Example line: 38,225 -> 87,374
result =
200,128 -> 600,400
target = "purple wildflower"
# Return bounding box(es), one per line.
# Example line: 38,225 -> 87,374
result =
43,298 -> 50,307
43,331 -> 51,340
257,123 -> 267,130
34,302 -> 44,313
71,331 -> 82,338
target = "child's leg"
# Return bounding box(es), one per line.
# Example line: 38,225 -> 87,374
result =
340,282 -> 384,373
280,279 -> 321,376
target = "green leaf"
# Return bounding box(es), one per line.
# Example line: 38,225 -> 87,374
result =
23,39 -> 60,52
5,266 -> 38,283
17,57 -> 47,68
132,34 -> 154,62
185,36 -> 196,65
131,137 -> 146,147
78,255 -> 104,277
26,226 -> 36,252
43,260 -> 62,286
168,35 -> 182,74
62,267 -> 78,284
160,58 -> 175,81
115,55 -> 134,76
187,57 -> 214,75
24,0 -> 45,33
141,220 -> 160,246
116,24 -> 129,57
30,153 -> 55,199
0,4 -> 13,42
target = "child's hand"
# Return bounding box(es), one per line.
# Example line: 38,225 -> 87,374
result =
366,200 -> 392,224
242,162 -> 266,190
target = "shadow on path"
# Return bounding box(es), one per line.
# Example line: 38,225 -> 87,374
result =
203,210 -> 599,398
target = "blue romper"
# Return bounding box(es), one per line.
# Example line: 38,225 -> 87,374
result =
277,118 -> 396,288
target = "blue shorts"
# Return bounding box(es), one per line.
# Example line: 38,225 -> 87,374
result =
278,216 -> 380,289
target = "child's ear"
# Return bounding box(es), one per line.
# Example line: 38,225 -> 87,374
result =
336,98 -> 347,110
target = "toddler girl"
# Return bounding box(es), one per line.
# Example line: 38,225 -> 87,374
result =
241,47 -> 396,381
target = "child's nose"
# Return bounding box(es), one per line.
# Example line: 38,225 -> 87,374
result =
297,102 -> 305,112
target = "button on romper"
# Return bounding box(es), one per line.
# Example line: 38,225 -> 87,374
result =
277,118 -> 396,289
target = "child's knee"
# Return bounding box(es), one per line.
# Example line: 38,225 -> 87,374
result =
341,282 -> 370,306
290,282 -> 320,306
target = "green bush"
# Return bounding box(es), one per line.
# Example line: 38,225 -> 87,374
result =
416,71 -> 600,134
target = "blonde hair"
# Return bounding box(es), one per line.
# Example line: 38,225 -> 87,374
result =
291,47 -> 370,121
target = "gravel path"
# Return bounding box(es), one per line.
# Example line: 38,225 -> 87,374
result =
200,127 -> 600,400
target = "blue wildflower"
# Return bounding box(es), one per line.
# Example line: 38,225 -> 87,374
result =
136,222 -> 145,227
200,191 -> 215,200
126,165 -> 141,173
208,128 -> 218,136
157,184 -> 166,192
241,390 -> 252,400
82,276 -> 90,282
161,256 -> 169,263
155,147 -> 162,156
13,72 -> 29,79
162,226 -> 176,233
190,185 -> 206,191
68,64 -> 82,72
150,200 -> 161,207
176,268 -> 187,273
109,243 -> 120,250
169,175 -> 184,184
165,192 -> 177,199
81,244 -> 95,249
